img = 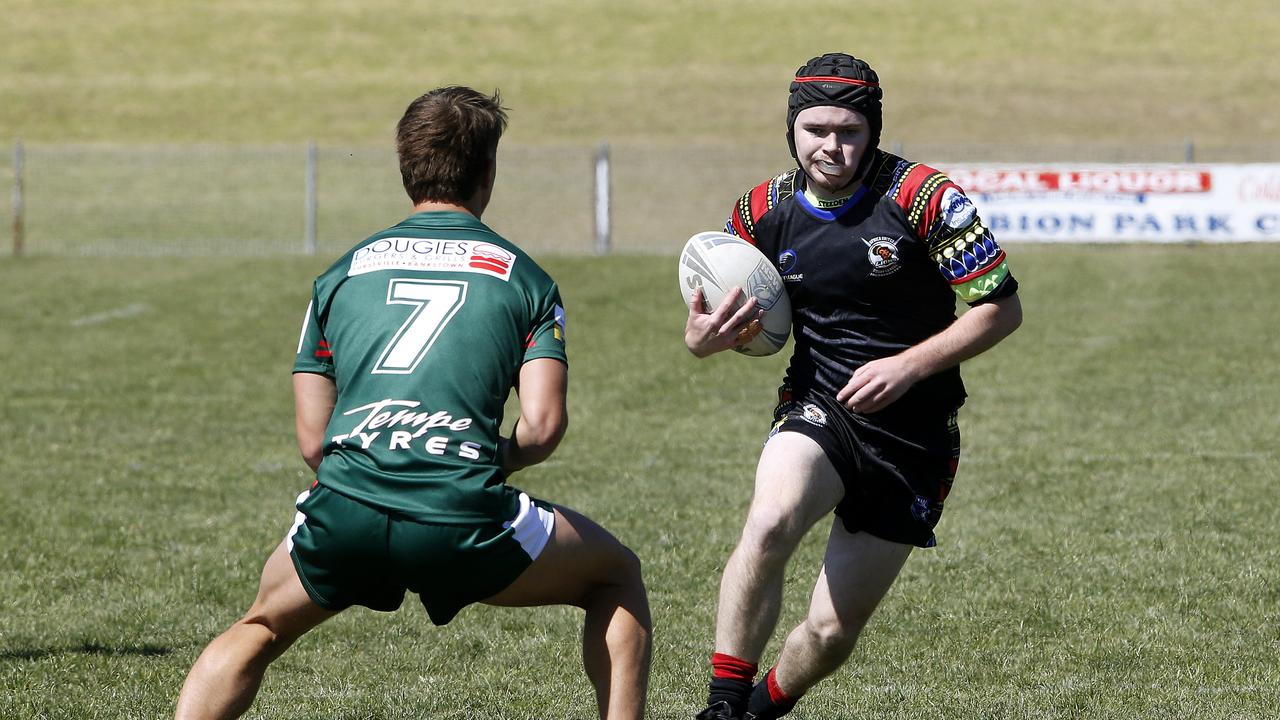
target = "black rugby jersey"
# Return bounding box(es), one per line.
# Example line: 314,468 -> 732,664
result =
726,150 -> 1017,410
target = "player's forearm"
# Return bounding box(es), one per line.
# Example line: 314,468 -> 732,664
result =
899,294 -> 1022,380
503,357 -> 569,473
293,372 -> 337,473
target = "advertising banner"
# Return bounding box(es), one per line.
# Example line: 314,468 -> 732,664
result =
942,164 -> 1280,242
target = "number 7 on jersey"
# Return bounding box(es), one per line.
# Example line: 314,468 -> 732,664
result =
373,279 -> 469,375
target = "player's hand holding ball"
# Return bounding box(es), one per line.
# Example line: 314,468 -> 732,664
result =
684,286 -> 763,358
678,231 -> 791,357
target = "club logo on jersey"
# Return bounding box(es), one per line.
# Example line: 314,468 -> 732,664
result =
863,236 -> 902,277
940,187 -> 977,229
777,249 -> 803,283
553,304 -> 566,342
801,403 -> 828,427
349,238 -> 517,280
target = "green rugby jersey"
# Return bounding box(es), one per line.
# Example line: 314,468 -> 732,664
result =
293,211 -> 567,524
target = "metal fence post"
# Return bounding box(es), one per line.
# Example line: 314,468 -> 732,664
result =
304,140 -> 318,255
593,142 -> 611,254
12,141 -> 24,257
1183,138 -> 1195,163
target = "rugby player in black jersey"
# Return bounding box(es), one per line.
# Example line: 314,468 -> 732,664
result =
685,53 -> 1022,720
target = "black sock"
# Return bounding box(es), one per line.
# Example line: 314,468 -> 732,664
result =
744,671 -> 798,720
707,677 -> 753,715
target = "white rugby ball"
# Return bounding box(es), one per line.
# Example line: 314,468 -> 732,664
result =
678,230 -> 791,357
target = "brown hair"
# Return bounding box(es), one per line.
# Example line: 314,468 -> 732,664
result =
395,86 -> 508,205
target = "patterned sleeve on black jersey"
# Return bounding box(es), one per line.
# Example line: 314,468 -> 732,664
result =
725,187 -> 757,241
924,184 -> 1015,304
883,161 -> 1014,305
725,170 -> 800,244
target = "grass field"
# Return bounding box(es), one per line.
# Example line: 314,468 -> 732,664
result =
3,1 -> 1279,717
1,246 -> 1278,719
3,1 -> 1278,146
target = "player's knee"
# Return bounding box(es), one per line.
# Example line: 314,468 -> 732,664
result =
206,614 -> 285,670
236,608 -> 304,657
237,611 -> 279,640
601,541 -> 643,585
581,543 -> 649,613
801,613 -> 861,659
741,510 -> 805,560
579,540 -> 643,593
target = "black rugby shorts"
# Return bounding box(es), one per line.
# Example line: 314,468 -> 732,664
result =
768,390 -> 961,548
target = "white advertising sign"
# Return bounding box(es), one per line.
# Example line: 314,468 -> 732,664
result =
942,164 -> 1280,242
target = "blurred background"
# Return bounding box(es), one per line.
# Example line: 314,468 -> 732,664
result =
3,0 -> 1278,255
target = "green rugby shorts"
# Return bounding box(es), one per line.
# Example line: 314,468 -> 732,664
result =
286,484 -> 555,625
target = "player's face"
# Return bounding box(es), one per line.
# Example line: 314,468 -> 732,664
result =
793,105 -> 871,196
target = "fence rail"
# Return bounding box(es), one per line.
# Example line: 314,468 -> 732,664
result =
6,141 -> 1280,257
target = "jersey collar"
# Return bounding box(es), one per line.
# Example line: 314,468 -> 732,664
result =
796,180 -> 867,222
401,209 -> 488,229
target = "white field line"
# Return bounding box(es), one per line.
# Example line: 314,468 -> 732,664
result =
71,303 -> 149,327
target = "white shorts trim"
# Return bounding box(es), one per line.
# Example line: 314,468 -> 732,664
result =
284,489 -> 311,553
503,492 -> 555,561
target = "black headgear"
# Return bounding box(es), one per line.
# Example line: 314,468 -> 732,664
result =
786,53 -> 883,184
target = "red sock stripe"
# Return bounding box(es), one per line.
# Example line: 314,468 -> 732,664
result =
711,653 -> 758,681
766,667 -> 796,704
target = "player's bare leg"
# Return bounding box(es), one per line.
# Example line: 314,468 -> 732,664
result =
175,541 -> 337,720
484,506 -> 651,720
768,522 -> 911,704
715,432 -> 844,661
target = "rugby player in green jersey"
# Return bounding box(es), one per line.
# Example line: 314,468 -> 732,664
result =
176,87 -> 651,720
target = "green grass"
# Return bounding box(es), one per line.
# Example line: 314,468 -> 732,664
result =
3,2 -> 1278,716
3,0 -> 1278,146
1,246 -> 1278,718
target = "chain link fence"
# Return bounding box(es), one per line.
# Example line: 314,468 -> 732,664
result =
5,141 -> 1280,256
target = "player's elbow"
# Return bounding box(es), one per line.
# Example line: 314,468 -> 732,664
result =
298,439 -> 324,472
523,408 -> 568,459
998,293 -> 1023,335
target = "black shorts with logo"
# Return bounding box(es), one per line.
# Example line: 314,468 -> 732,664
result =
769,389 -> 961,548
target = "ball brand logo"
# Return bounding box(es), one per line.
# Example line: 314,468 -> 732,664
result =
680,243 -> 723,293
747,259 -> 785,311
468,243 -> 515,275
863,236 -> 902,277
